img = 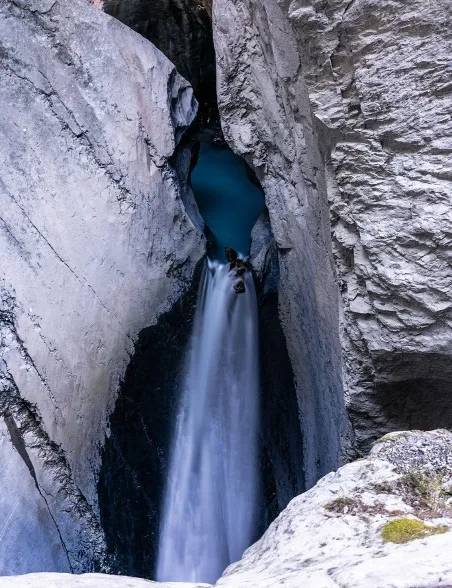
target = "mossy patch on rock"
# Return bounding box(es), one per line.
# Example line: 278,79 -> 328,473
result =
381,518 -> 448,544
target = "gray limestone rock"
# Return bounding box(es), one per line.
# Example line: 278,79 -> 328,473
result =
0,0 -> 203,573
213,0 -> 452,458
286,0 -> 452,453
213,0 -> 349,488
214,429 -> 452,588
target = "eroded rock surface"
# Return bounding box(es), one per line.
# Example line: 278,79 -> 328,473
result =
213,0 -> 452,457
214,0 -> 349,489
293,0 -> 452,453
0,0 -> 203,572
215,429 -> 452,588
96,0 -> 216,120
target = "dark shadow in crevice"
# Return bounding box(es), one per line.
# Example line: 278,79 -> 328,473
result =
376,377 -> 452,431
350,351 -> 452,454
97,260 -> 204,579
373,351 -> 452,433
251,212 -> 305,526
103,0 -> 217,125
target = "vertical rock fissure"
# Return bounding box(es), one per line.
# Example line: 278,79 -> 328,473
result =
94,0 -> 308,579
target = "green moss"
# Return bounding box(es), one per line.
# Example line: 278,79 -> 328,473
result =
381,518 -> 448,544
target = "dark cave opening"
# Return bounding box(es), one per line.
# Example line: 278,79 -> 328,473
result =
103,0 -> 217,125
373,352 -> 452,433
350,351 -> 452,454
376,377 -> 452,431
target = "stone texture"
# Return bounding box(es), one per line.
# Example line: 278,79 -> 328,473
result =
4,431 -> 451,587
0,420 -> 70,574
285,0 -> 452,453
97,0 -> 216,120
213,0 -> 452,457
215,430 -> 452,588
213,0 -> 349,488
0,0 -> 203,573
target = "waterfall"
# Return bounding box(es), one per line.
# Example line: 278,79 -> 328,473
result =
156,260 -> 260,584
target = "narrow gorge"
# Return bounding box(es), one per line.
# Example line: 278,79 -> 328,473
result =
0,0 -> 451,586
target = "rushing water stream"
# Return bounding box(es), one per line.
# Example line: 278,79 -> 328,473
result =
156,261 -> 261,583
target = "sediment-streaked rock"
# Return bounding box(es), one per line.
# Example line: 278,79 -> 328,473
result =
0,0 -> 203,572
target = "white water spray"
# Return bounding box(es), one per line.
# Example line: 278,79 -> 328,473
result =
156,260 -> 260,584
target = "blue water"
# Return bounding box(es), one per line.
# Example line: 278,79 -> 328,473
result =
191,143 -> 265,259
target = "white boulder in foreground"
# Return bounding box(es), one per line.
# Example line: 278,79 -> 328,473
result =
1,431 -> 451,587
217,429 -> 452,588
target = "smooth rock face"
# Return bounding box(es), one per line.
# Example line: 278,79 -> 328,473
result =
215,430 -> 452,588
213,0 -> 349,487
0,573 -> 207,588
0,420 -> 70,574
0,0 -> 203,573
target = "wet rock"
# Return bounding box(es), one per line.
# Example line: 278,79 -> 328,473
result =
233,281 -> 246,294
225,247 -> 239,264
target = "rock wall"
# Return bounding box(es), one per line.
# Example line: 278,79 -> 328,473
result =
213,0 -> 349,487
0,0 -> 203,572
287,0 -> 452,453
213,0 -> 452,457
99,0 -> 216,121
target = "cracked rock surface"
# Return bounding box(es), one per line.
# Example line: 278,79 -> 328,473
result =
0,0 -> 203,573
213,0 -> 452,457
295,0 -> 452,454
214,429 -> 452,588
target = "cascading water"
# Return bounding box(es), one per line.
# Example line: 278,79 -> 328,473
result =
156,259 -> 260,583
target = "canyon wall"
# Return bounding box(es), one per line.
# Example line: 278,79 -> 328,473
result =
288,0 -> 452,453
213,0 -> 452,457
213,0 -> 349,486
0,0 -> 203,572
